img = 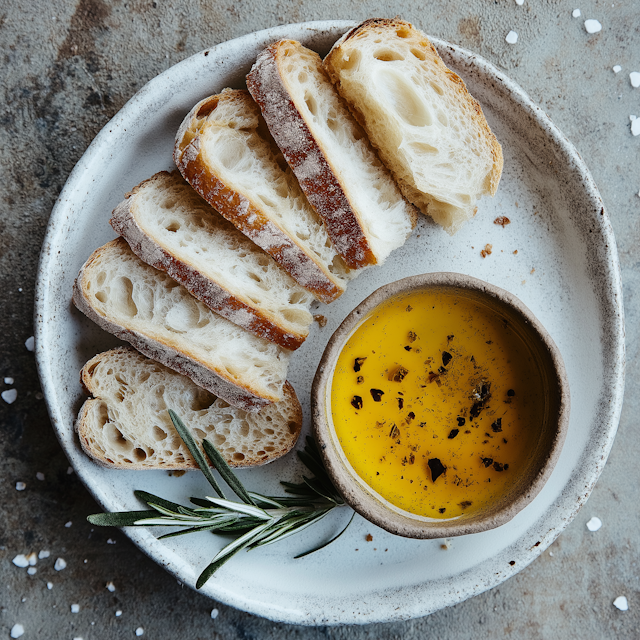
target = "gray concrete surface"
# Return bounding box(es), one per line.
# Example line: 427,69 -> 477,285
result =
1,0 -> 639,637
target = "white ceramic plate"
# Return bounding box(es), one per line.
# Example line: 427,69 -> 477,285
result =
35,21 -> 625,626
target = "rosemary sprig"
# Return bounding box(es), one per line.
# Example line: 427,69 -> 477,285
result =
87,413 -> 350,588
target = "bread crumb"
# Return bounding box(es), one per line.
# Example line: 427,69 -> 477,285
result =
513,250 -> 518,255
494,216 -> 511,227
313,314 -> 327,328
530,268 -> 535,274
515,201 -> 519,207
522,280 -> 526,285
365,534 -> 373,542
169,470 -> 186,477
480,244 -> 493,258
584,19 -> 602,33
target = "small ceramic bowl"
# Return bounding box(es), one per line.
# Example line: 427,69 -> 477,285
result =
312,273 -> 570,539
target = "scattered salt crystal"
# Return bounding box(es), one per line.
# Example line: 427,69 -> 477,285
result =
136,627 -> 144,636
106,581 -> 116,592
47,582 -> 53,590
210,608 -> 219,619
3,389 -> 18,404
38,550 -> 50,559
549,551 -> 554,556
572,8 -> 581,17
586,516 -> 602,531
4,377 -> 14,384
613,65 -> 622,73
27,567 -> 37,575
613,596 -> 628,610
36,472 -> 45,481
65,521 -> 72,528
115,610 -> 122,617
506,31 -> 518,44
515,0 -> 524,5
15,481 -> 26,491
74,637 -> 84,640
25,336 -> 35,352
10,624 -> 24,638
584,19 -> 602,33
26,552 -> 37,566
12,555 -> 29,568
71,604 -> 80,613
54,557 -> 67,571
630,72 -> 640,88
631,116 -> 640,136
67,466 -> 74,475
107,538 -> 116,545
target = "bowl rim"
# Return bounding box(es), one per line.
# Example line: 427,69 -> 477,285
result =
312,271 -> 571,539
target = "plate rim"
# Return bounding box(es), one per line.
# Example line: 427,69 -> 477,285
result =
34,19 -> 625,625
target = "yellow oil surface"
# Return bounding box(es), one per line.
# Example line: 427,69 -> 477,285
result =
331,289 -> 545,519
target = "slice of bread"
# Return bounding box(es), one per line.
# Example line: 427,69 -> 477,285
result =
111,171 -> 314,351
77,347 -> 302,469
247,40 -> 417,269
324,18 -> 504,235
174,88 -> 354,303
72,238 -> 292,412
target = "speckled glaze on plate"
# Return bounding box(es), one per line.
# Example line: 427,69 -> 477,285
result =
34,21 -> 624,626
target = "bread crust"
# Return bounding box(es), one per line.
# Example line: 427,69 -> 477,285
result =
72,239 -> 276,412
247,41 -> 377,269
324,19 -> 504,218
76,347 -> 302,468
174,91 -> 344,304
110,171 -> 307,351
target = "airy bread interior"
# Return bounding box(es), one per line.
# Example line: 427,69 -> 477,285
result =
193,89 -> 354,288
273,40 -> 416,263
78,347 -> 302,468
79,238 -> 291,402
324,19 -> 503,234
126,171 -> 314,340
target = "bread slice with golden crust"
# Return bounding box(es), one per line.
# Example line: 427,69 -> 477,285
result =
72,238 -> 292,412
324,18 -> 504,235
174,88 -> 354,303
247,40 -> 417,269
110,170 -> 314,351
77,347 -> 302,469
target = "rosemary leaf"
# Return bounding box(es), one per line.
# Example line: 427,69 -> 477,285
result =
87,510 -> 157,527
196,540 -> 249,589
134,490 -> 184,513
204,497 -> 271,520
294,512 -> 356,559
202,439 -> 255,506
168,409 -> 225,499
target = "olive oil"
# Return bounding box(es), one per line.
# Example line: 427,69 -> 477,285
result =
331,289 -> 545,519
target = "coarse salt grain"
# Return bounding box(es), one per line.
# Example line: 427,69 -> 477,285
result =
630,72 -> 640,88
15,481 -> 26,491
67,466 -> 74,475
27,567 -> 37,575
25,336 -> 34,352
572,8 -> 581,17
106,581 -> 116,592
210,608 -> 219,619
54,557 -> 67,571
107,538 -> 116,544
136,627 -> 144,636
38,550 -> 50,559
515,0 -> 524,5
630,116 -> 640,136
71,604 -> 80,613
613,65 -> 622,73
47,582 -> 53,590
26,552 -> 37,566
3,389 -> 18,404
10,624 -> 24,638
115,610 -> 122,617
36,472 -> 45,481
586,516 -> 602,531
12,555 -> 29,568
4,377 -> 14,384
65,521 -> 72,528
506,31 -> 518,44
613,596 -> 628,610
74,637 -> 84,640
584,19 -> 602,33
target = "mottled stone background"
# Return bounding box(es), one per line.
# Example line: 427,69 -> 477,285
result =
1,0 -> 639,637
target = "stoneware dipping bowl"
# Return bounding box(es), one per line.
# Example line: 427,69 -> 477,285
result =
312,272 -> 570,539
